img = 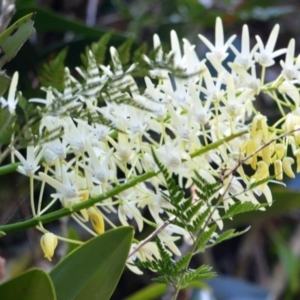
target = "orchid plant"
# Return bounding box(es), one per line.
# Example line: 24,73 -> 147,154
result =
0,16 -> 300,299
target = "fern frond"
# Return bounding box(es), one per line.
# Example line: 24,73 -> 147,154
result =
196,224 -> 217,252
193,172 -> 221,202
39,48 -> 68,91
188,206 -> 211,234
117,38 -> 133,65
206,226 -> 251,248
180,265 -> 216,288
81,33 -> 112,67
222,202 -> 265,219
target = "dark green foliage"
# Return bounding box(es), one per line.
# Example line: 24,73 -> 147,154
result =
223,202 -> 265,219
207,227 -> 251,248
187,206 -> 211,234
179,265 -> 216,288
137,239 -> 215,288
197,224 -> 218,252
151,148 -> 191,230
39,48 -> 68,92
193,171 -> 222,202
117,38 -> 133,65
142,150 -> 223,287
81,33 -> 112,67
0,107 -> 16,146
133,42 -> 147,62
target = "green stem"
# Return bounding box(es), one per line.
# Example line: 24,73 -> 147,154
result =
190,130 -> 248,159
0,130 -> 248,235
0,162 -> 20,175
0,170 -> 157,234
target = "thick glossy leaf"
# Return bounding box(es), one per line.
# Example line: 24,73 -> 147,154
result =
0,13 -> 35,68
0,268 -> 56,300
124,283 -> 166,300
50,227 -> 133,300
124,281 -> 210,300
13,7 -> 125,41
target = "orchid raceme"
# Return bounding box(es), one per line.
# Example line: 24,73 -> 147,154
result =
2,17 -> 300,287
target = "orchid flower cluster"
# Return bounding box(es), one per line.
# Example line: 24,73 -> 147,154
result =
3,17 -> 300,275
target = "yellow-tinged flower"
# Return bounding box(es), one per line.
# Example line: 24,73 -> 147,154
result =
241,139 -> 257,169
40,232 -> 58,261
251,161 -> 269,189
285,113 -> 300,132
275,144 -> 285,160
88,207 -> 105,235
262,145 -> 271,165
79,190 -> 90,222
294,125 -> 300,145
251,114 -> 268,145
283,157 -> 295,178
250,114 -> 273,166
274,160 -> 283,180
294,150 -> 300,172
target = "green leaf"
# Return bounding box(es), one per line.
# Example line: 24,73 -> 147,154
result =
181,265 -> 216,288
227,188 -> 300,227
124,283 -> 167,300
81,33 -> 112,67
66,226 -> 80,254
50,227 -> 133,300
223,202 -> 263,219
0,268 -> 56,300
13,8 -> 125,41
0,107 -> 16,145
39,48 -> 68,91
0,13 -> 35,96
208,227 -> 251,247
197,224 -> 217,252
0,73 -> 10,97
118,38 -> 133,65
0,13 -> 35,68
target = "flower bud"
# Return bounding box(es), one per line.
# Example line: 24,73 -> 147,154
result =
283,157 -> 295,178
275,144 -> 285,160
274,160 -> 283,180
88,207 -> 105,235
40,232 -> 58,261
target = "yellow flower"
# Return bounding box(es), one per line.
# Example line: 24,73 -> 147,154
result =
294,150 -> 300,172
79,190 -> 90,222
274,160 -> 283,180
283,157 -> 295,178
251,114 -> 272,165
251,161 -> 269,189
294,125 -> 300,145
251,114 -> 268,146
88,207 -> 105,235
40,232 -> 58,261
275,144 -> 285,160
241,139 -> 257,169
